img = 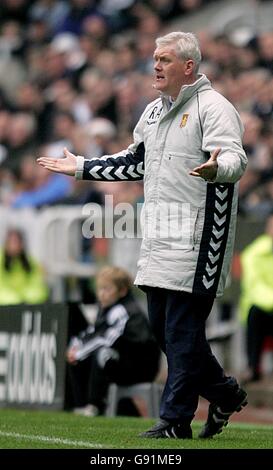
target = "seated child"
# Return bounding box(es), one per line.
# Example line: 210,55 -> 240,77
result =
66,265 -> 160,415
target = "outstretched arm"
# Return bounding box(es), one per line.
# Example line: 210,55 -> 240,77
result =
37,142 -> 145,182
38,115 -> 146,182
79,141 -> 145,181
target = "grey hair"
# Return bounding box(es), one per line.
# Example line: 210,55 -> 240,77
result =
155,32 -> 201,72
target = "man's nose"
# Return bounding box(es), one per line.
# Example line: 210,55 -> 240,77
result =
154,60 -> 161,71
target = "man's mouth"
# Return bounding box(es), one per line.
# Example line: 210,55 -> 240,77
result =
156,75 -> 165,81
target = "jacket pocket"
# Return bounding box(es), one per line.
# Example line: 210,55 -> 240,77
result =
167,151 -> 204,170
168,151 -> 198,158
156,204 -> 200,251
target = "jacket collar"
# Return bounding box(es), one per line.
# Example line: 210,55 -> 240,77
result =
161,73 -> 212,110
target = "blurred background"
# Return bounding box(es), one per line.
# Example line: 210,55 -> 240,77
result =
0,0 -> 273,412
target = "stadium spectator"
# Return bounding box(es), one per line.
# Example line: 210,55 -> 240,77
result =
2,112 -> 37,174
240,213 -> 273,383
38,31 -> 248,439
28,1 -> 70,36
66,265 -> 160,416
1,4 -> 272,218
11,155 -> 73,208
54,0 -> 101,37
0,228 -> 48,305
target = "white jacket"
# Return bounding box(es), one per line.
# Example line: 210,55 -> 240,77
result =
76,74 -> 247,297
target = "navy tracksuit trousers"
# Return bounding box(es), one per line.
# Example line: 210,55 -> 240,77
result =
145,287 -> 239,424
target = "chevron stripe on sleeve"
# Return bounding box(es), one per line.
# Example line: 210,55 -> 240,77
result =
192,183 -> 234,296
82,142 -> 145,181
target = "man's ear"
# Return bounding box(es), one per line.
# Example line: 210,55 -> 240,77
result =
185,59 -> 194,75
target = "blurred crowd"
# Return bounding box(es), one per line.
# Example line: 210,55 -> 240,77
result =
0,0 -> 272,218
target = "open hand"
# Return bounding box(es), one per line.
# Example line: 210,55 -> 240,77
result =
189,147 -> 221,181
37,147 -> 77,176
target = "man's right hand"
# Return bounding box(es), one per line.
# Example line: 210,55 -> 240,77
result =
37,147 -> 77,176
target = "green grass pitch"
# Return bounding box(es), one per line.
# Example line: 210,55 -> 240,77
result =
0,409 -> 272,449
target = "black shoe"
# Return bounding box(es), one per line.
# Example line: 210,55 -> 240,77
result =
139,419 -> 192,439
199,388 -> 248,439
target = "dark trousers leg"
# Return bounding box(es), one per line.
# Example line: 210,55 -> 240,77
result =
163,290 -> 215,422
146,287 -> 240,422
68,346 -> 159,413
67,354 -> 110,411
88,355 -> 111,412
88,350 -> 158,411
146,287 -> 214,421
247,306 -> 273,376
67,357 -> 93,407
198,347 -> 239,408
146,287 -> 167,353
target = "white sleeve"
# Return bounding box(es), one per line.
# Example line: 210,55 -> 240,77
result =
201,97 -> 247,183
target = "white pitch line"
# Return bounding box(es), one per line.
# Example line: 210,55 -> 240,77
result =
0,430 -> 103,448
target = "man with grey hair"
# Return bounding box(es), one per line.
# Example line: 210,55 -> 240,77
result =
38,31 -> 248,439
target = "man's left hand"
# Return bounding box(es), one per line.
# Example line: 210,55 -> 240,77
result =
189,147 -> 221,181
